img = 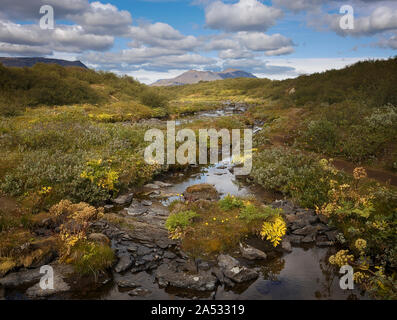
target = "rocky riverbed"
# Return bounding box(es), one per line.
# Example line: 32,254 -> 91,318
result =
0,162 -> 368,300
0,103 -> 368,300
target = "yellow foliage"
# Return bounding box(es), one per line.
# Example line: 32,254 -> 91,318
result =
329,250 -> 354,267
260,216 -> 287,247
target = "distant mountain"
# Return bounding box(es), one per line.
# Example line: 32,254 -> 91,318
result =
0,57 -> 88,69
151,68 -> 256,86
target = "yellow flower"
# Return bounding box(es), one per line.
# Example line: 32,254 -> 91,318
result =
355,238 -> 367,251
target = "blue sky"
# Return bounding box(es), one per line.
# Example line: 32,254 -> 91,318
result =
0,0 -> 396,83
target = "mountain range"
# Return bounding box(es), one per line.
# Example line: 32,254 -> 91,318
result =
151,69 -> 257,86
0,57 -> 88,69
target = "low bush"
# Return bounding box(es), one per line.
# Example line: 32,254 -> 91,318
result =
251,147 -> 345,208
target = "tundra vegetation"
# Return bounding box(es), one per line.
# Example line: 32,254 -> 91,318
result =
0,58 -> 396,298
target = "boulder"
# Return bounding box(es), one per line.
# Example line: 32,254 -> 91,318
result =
218,254 -> 239,270
24,264 -> 74,299
239,243 -> 267,260
26,274 -> 70,298
183,184 -> 219,202
112,193 -> 134,205
217,254 -> 258,284
223,266 -> 258,283
155,264 -> 217,291
125,201 -> 149,216
0,267 -> 42,288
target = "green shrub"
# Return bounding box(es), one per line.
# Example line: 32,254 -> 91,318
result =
165,210 -> 199,231
251,147 -> 345,208
302,119 -> 339,154
219,195 -> 244,211
139,90 -> 169,109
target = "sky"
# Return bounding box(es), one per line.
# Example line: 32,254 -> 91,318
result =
0,0 -> 396,84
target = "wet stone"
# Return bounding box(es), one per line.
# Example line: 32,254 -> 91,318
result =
115,255 -> 133,273
128,288 -> 151,296
116,278 -> 138,289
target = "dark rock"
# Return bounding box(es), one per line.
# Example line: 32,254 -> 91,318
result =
155,264 -> 217,291
301,233 -> 316,243
163,251 -> 177,259
325,230 -> 338,242
141,200 -> 153,206
179,260 -> 197,273
115,255 -> 133,273
286,235 -> 303,245
239,243 -> 267,260
292,225 -> 319,236
281,238 -> 292,253
217,254 -> 258,284
290,219 -> 310,231
0,267 -> 42,288
198,261 -> 210,271
136,245 -> 152,256
141,254 -> 155,263
223,266 -> 258,283
316,241 -> 334,247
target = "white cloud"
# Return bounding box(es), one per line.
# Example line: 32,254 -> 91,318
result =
129,22 -> 201,50
0,42 -> 52,56
205,0 -> 283,32
237,32 -> 294,53
71,1 -> 132,36
0,20 -> 114,53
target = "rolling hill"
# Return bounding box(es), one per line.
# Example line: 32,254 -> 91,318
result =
151,68 -> 256,86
